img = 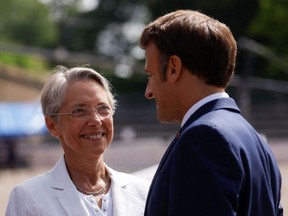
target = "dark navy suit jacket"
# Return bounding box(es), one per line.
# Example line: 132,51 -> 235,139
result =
145,98 -> 283,216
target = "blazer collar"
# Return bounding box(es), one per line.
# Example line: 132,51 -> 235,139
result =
181,97 -> 240,132
48,157 -> 133,216
48,155 -> 89,216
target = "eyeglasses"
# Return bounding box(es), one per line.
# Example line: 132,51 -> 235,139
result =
50,105 -> 114,119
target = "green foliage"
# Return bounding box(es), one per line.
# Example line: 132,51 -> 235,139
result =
242,0 -> 288,80
0,53 -> 49,73
109,73 -> 147,93
90,65 -> 147,93
145,0 -> 259,38
247,0 -> 288,53
0,0 -> 58,47
1,0 -> 287,83
59,0 -> 147,52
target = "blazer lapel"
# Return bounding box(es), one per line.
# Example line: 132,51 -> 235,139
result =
107,167 -> 130,216
49,155 -> 89,216
147,98 -> 241,203
145,131 -> 180,205
151,131 -> 180,177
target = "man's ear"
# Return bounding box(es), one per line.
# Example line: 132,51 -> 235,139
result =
167,55 -> 182,82
45,116 -> 60,137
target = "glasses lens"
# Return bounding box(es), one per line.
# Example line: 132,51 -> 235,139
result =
70,108 -> 88,117
69,105 -> 113,118
97,105 -> 112,118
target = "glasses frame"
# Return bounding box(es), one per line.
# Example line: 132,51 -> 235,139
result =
50,105 -> 115,119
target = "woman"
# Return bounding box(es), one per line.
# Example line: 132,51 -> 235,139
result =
6,66 -> 150,216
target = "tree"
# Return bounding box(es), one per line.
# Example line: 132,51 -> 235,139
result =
242,0 -> 288,80
247,0 -> 288,53
145,0 -> 259,39
0,0 -> 58,47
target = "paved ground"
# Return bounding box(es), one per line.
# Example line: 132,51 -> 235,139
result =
0,137 -> 287,215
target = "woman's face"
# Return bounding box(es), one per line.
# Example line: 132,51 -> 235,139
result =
46,79 -> 114,159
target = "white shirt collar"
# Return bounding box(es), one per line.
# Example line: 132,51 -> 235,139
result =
181,92 -> 229,127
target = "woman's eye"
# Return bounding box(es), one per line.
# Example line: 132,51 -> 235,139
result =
98,105 -> 110,112
97,105 -> 112,116
71,108 -> 86,116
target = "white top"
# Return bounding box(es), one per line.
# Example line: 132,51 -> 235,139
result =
181,92 -> 229,127
78,188 -> 113,216
5,155 -> 150,216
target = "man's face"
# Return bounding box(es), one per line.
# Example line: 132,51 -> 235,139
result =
144,43 -> 177,123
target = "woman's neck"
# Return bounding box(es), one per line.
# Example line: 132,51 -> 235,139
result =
64,154 -> 108,187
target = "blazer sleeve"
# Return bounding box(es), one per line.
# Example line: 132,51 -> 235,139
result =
278,204 -> 283,216
6,185 -> 40,216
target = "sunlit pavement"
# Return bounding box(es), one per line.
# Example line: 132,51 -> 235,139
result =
0,137 -> 287,215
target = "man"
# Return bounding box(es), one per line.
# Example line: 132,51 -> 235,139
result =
139,10 -> 283,216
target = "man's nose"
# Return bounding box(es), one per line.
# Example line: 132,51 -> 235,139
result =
145,82 -> 154,99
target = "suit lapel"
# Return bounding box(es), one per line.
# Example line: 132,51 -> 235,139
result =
49,155 -> 89,216
146,97 -> 241,207
153,98 -> 240,177
107,167 -> 130,216
57,188 -> 89,216
111,182 -> 130,216
151,131 -> 179,179
145,131 -> 180,207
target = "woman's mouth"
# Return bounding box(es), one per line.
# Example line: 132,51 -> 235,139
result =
81,133 -> 104,140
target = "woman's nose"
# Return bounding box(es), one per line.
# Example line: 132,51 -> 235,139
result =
88,111 -> 102,125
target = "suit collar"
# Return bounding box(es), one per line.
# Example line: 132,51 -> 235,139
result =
181,97 -> 240,132
48,157 -> 133,216
181,92 -> 229,127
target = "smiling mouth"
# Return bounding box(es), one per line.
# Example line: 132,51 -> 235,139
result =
81,133 -> 104,140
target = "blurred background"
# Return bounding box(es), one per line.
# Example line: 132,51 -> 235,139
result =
0,0 -> 288,214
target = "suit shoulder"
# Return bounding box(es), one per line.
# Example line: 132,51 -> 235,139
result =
12,170 -> 51,193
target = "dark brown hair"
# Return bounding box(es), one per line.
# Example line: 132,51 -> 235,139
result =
139,10 -> 237,87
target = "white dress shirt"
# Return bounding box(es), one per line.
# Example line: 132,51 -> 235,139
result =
181,92 -> 229,127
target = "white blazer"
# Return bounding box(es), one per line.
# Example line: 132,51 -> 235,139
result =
5,155 -> 150,216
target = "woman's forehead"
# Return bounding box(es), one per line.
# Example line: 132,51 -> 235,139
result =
63,80 -> 109,105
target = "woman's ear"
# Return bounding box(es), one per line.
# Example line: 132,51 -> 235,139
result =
45,116 -> 60,137
167,55 -> 182,82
